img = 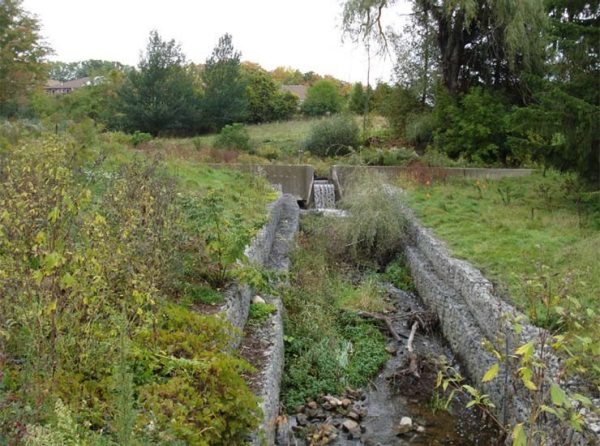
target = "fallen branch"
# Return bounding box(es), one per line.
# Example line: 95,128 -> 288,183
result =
406,321 -> 420,378
356,311 -> 408,341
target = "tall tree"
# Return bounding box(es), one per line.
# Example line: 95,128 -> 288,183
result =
201,34 -> 247,131
301,80 -> 342,116
343,0 -> 547,96
0,0 -> 50,116
118,31 -> 200,135
511,1 -> 600,184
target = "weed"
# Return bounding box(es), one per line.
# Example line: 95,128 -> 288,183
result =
383,256 -> 416,292
248,302 -> 277,325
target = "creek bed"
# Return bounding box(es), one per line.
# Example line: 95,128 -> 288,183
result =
278,285 -> 501,446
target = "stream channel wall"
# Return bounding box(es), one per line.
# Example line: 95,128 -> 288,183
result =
398,197 -> 599,445
218,194 -> 299,445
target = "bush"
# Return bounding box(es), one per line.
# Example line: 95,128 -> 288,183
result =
130,130 -> 153,147
405,112 -> 434,148
304,115 -> 359,157
214,123 -> 251,151
433,87 -> 520,166
336,171 -> 407,265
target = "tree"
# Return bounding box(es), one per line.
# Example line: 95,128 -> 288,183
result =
201,33 -> 247,131
118,31 -> 200,135
301,80 -> 342,116
342,0 -> 547,97
242,64 -> 298,122
510,1 -> 600,185
0,0 -> 50,116
242,64 -> 278,123
348,82 -> 375,115
48,60 -> 131,82
271,66 -> 304,85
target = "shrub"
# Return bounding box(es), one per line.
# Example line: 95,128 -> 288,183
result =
336,171 -> 407,265
214,123 -> 251,151
405,112 -> 434,148
255,144 -> 282,161
135,304 -> 261,445
130,130 -> 153,147
304,115 -> 359,157
433,87 -> 521,166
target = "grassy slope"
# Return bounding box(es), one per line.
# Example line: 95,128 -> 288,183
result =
401,172 -> 599,312
188,117 -> 321,151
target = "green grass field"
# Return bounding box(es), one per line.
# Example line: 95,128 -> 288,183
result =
401,172 -> 599,311
400,171 -> 600,381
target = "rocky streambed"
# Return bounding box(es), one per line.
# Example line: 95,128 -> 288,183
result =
277,285 -> 501,446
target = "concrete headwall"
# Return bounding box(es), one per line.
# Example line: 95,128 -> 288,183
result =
207,164 -> 315,203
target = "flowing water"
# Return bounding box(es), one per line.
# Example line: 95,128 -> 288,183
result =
313,180 -> 336,209
278,285 -> 501,446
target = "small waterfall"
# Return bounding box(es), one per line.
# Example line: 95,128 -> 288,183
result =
313,180 -> 336,209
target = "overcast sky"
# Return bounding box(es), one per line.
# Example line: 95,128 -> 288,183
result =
22,0 -> 411,84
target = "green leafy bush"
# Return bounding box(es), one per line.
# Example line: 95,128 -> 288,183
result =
0,133 -> 264,444
130,130 -> 152,147
135,304 -> 260,445
304,115 -> 359,157
405,112 -> 435,148
433,87 -> 522,166
214,123 -> 251,151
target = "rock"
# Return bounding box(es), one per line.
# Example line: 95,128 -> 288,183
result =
252,295 -> 266,304
322,402 -> 333,411
416,425 -> 425,433
307,401 -> 318,410
395,416 -> 413,435
296,413 -> 308,426
348,411 -> 360,421
348,426 -> 362,439
341,398 -> 352,408
323,395 -> 342,407
342,419 -> 359,432
385,343 -> 398,354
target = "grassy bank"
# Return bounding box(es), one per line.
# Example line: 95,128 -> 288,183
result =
399,171 -> 600,382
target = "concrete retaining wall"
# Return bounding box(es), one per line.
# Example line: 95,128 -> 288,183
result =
398,197 -> 599,444
207,164 -> 315,203
332,165 -> 533,196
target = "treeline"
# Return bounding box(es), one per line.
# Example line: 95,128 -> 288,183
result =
0,0 -> 361,136
343,0 -> 600,186
28,32 -> 353,135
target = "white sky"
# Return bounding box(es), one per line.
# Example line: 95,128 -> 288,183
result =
22,0 -> 410,84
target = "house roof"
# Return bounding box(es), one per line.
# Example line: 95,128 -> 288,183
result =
281,84 -> 308,102
44,77 -> 92,90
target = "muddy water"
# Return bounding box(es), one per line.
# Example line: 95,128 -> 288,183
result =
280,285 -> 501,446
